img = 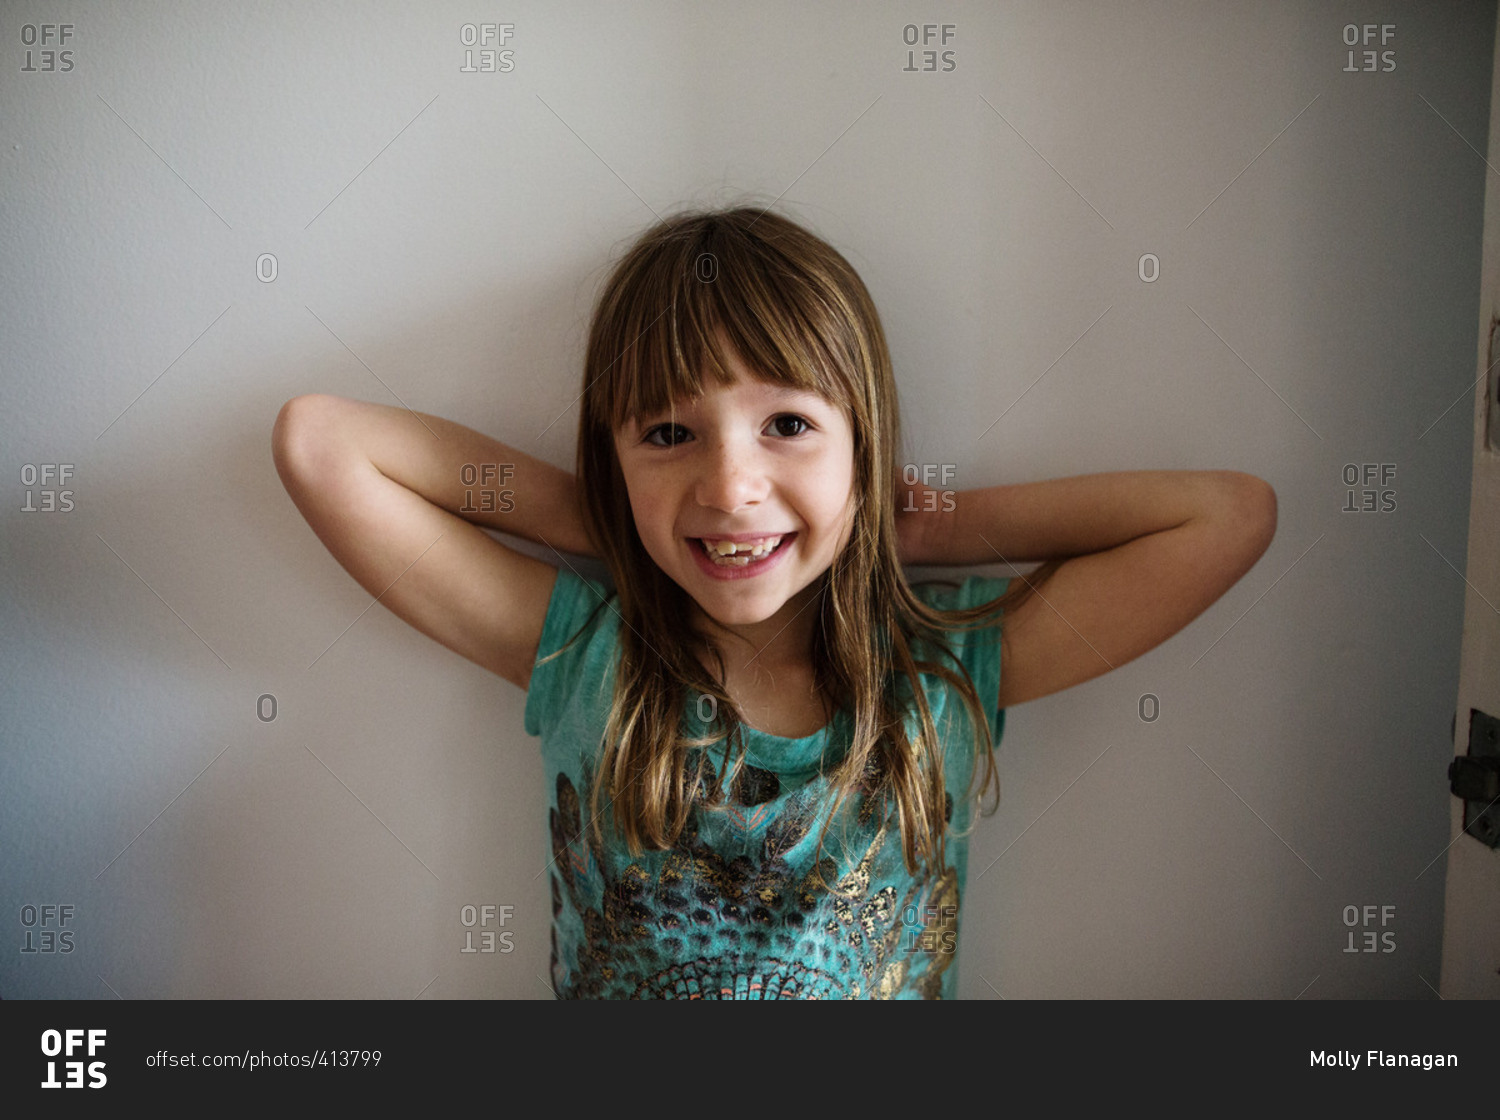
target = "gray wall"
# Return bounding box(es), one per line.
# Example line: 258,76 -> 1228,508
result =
2,0 -> 1489,998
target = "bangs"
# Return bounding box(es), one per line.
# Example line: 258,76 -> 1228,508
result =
592,212 -> 860,433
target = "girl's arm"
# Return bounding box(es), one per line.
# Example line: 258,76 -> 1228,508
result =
284,395 -> 596,558
898,470 -> 1277,707
271,393 -> 594,689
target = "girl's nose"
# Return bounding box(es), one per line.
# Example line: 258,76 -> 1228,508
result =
695,437 -> 769,512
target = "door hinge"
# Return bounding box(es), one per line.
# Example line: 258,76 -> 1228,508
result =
1449,708 -> 1500,849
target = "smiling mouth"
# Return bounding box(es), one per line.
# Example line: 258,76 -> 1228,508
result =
694,535 -> 788,567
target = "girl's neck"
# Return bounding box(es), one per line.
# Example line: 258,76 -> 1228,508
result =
689,592 -> 819,678
696,643 -> 833,740
689,589 -> 837,738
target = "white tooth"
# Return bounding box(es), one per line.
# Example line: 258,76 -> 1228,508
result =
703,535 -> 783,558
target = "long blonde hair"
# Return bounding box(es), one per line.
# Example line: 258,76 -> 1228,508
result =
557,202 -> 1060,876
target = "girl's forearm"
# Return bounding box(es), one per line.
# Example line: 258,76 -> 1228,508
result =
276,394 -> 596,557
907,469 -> 1265,566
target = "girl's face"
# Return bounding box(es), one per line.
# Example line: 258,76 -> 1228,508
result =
612,356 -> 858,649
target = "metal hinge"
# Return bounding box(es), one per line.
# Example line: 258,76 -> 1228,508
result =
1449,708 -> 1500,849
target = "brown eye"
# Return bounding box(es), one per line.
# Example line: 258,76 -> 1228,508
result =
644,423 -> 690,447
769,415 -> 810,437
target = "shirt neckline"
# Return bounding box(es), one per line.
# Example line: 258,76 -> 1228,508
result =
685,688 -> 850,776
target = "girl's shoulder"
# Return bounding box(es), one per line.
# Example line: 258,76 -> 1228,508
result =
524,566 -> 619,736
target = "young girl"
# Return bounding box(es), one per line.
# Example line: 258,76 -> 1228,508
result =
272,205 -> 1276,999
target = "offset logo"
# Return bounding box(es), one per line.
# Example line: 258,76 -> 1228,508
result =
459,463 -> 515,514
20,903 -> 77,953
459,903 -> 515,953
19,24 -> 75,73
1343,24 -> 1395,72
901,24 -> 956,73
1342,463 -> 1396,513
459,23 -> 514,73
1343,904 -> 1396,953
20,464 -> 75,512
40,1029 -> 106,1089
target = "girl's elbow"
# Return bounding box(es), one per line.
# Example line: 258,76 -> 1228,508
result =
272,396 -> 314,476
1228,472 -> 1277,552
272,395 -> 351,478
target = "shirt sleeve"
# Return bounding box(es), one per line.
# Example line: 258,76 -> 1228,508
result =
908,574 -> 1011,753
523,566 -> 616,739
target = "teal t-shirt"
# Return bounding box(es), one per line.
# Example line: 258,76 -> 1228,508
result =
524,568 -> 1009,1000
